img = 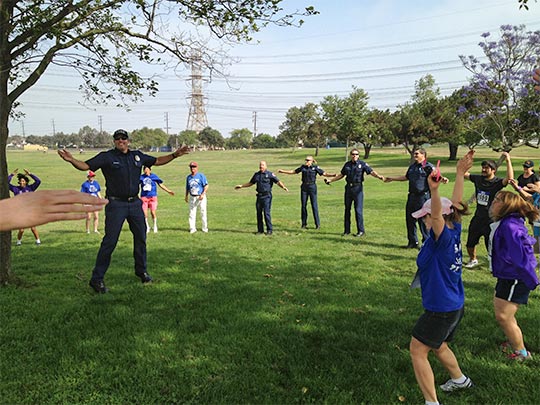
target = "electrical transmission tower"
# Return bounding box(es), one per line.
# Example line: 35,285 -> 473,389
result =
186,51 -> 208,133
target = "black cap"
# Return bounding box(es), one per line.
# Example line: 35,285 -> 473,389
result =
481,160 -> 497,170
523,160 -> 534,168
113,129 -> 129,139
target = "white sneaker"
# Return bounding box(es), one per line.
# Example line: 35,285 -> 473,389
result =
86,230 -> 90,234
94,230 -> 100,234
190,229 -> 197,234
464,259 -> 479,268
202,229 -> 208,233
35,240 -> 41,245
16,240 -> 22,246
440,376 -> 473,392
153,226 -> 158,233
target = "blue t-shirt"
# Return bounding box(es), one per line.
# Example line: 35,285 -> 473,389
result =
140,173 -> 163,197
80,180 -> 101,197
416,222 -> 464,312
186,172 -> 208,196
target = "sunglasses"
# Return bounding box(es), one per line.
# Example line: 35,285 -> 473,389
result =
351,153 -> 359,156
114,135 -> 128,140
189,165 -> 197,168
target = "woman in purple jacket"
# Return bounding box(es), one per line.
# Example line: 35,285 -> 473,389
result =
8,168 -> 42,245
489,190 -> 540,361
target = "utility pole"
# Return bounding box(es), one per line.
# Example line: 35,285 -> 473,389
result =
98,115 -> 103,134
51,119 -> 56,136
252,111 -> 257,137
186,50 -> 208,133
21,121 -> 25,137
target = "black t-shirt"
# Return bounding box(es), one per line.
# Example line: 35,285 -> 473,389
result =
469,174 -> 505,219
517,172 -> 540,188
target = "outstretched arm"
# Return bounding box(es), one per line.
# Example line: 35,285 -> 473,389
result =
278,169 -> 296,175
370,170 -> 385,181
452,150 -> 474,206
158,183 -> 175,196
500,152 -> 514,186
154,145 -> 190,166
57,149 -> 90,171
0,191 -> 108,231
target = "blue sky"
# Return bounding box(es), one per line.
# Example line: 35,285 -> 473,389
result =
9,0 -> 540,138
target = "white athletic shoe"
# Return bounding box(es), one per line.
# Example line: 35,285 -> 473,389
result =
16,240 -> 22,246
464,259 -> 479,268
153,226 -> 158,233
440,376 -> 473,392
190,229 -> 197,234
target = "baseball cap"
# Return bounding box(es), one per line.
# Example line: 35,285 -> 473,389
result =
523,160 -> 534,168
87,171 -> 96,177
189,161 -> 198,167
411,197 -> 454,219
113,129 -> 129,139
481,160 -> 497,170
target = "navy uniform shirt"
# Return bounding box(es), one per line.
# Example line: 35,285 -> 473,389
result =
295,165 -> 325,184
341,159 -> 373,187
86,148 -> 156,198
250,170 -> 280,194
406,162 -> 434,194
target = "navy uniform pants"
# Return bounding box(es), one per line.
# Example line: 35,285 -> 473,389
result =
301,184 -> 319,227
406,193 -> 429,245
344,185 -> 364,234
91,199 -> 147,281
256,194 -> 273,233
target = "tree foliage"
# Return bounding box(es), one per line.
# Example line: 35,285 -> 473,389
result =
458,25 -> 540,151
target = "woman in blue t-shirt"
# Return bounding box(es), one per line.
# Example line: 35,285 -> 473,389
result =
409,151 -> 474,405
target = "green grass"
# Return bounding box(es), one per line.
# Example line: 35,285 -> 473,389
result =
1,146 -> 539,404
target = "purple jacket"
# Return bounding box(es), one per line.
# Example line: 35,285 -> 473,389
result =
8,173 -> 41,195
490,213 -> 539,290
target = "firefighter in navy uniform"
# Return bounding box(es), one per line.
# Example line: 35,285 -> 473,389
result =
325,148 -> 385,236
235,160 -> 288,235
278,155 -> 336,229
58,129 -> 189,293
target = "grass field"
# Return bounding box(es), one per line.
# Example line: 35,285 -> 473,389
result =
1,146 -> 538,404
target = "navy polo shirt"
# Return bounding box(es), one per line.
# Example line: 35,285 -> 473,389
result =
406,162 -> 434,194
86,148 -> 156,198
295,165 -> 324,184
250,170 -> 280,194
341,160 -> 373,185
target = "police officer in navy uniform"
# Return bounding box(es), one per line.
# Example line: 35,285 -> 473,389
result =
235,160 -> 288,235
325,148 -> 385,236
278,155 -> 336,229
385,148 -> 448,248
58,129 -> 189,293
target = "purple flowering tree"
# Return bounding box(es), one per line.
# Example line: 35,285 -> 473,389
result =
459,25 -> 540,151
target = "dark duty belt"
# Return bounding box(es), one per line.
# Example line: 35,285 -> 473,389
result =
108,196 -> 138,202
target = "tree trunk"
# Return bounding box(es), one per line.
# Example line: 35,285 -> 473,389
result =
0,89 -> 12,285
363,143 -> 372,159
0,7 -> 13,284
315,144 -> 319,157
448,142 -> 458,161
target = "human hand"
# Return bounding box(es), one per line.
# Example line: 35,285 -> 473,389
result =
173,145 -> 191,158
57,148 -> 73,162
23,169 -> 31,175
324,178 -> 331,185
0,190 -> 108,232
501,151 -> 510,161
456,149 -> 474,174
384,177 -> 392,183
234,185 -> 242,190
